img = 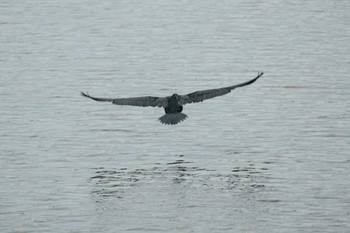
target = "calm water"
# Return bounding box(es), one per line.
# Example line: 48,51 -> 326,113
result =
1,1 -> 350,232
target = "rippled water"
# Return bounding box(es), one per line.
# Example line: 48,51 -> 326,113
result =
1,1 -> 350,232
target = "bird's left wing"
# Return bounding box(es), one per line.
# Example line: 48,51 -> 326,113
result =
178,72 -> 263,105
81,92 -> 168,107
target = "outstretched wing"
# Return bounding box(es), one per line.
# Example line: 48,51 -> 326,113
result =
81,92 -> 168,107
179,72 -> 263,105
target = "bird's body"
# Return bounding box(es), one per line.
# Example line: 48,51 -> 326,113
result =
164,95 -> 183,114
81,72 -> 263,125
160,94 -> 188,124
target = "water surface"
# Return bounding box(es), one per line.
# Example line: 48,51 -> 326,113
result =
1,1 -> 350,232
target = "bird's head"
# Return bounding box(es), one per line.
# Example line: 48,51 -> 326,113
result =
170,94 -> 180,100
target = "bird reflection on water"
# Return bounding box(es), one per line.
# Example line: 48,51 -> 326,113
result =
90,155 -> 269,200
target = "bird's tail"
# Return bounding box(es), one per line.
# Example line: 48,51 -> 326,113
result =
158,113 -> 188,125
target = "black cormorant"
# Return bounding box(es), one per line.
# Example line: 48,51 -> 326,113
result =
81,72 -> 263,125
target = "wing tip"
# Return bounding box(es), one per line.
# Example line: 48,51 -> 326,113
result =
255,71 -> 264,80
81,92 -> 95,100
81,92 -> 94,100
249,71 -> 264,84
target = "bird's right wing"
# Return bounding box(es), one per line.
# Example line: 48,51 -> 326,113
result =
179,72 -> 263,105
81,92 -> 168,107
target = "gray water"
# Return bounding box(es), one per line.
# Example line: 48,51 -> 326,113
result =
1,1 -> 350,232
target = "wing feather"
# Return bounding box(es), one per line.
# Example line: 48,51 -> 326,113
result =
81,92 -> 167,107
179,72 -> 263,105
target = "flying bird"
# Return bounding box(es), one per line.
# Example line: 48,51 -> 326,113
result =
81,72 -> 263,125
